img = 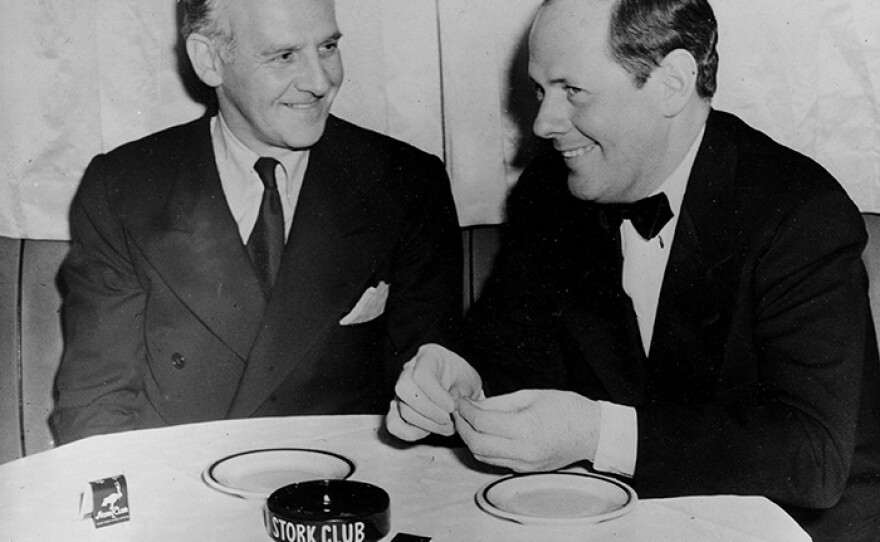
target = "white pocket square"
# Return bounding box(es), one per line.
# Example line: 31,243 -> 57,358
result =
339,281 -> 390,325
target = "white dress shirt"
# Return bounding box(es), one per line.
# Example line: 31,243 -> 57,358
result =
211,115 -> 310,242
593,127 -> 706,477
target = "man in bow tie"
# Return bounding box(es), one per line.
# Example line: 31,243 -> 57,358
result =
51,0 -> 461,444
387,0 -> 880,539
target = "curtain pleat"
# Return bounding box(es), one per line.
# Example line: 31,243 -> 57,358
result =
1,0 -> 879,239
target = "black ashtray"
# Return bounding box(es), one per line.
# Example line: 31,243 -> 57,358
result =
264,479 -> 390,542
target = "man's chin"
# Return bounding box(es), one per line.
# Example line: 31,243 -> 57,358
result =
281,127 -> 327,150
566,175 -> 599,202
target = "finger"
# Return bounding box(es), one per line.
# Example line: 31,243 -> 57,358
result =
398,400 -> 455,436
394,365 -> 452,426
456,397 -> 524,439
461,425 -> 546,473
453,410 -> 519,462
470,454 -> 532,473
429,345 -> 483,400
473,389 -> 534,410
411,345 -> 478,412
385,400 -> 430,442
410,362 -> 457,413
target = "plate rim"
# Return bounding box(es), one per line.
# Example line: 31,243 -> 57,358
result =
475,470 -> 638,525
202,447 -> 356,499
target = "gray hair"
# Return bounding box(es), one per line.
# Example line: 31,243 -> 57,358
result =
179,0 -> 236,59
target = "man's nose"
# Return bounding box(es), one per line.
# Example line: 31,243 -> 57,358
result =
296,51 -> 333,96
532,95 -> 569,139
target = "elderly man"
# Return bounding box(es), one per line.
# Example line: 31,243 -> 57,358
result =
387,0 -> 880,540
52,0 -> 461,443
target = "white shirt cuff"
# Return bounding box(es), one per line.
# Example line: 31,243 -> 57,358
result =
592,401 -> 638,478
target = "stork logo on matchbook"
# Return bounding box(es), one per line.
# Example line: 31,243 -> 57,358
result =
89,475 -> 130,528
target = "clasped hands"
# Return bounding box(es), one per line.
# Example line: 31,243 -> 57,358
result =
386,344 -> 600,472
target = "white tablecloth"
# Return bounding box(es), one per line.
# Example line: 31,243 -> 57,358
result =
0,415 -> 810,541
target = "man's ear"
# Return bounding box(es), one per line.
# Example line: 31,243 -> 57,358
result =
655,49 -> 698,117
186,33 -> 224,88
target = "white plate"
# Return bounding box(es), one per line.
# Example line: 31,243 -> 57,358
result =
202,448 -> 355,499
476,471 -> 637,525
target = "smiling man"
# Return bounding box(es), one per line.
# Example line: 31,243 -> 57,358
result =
52,0 -> 461,445
387,0 -> 880,540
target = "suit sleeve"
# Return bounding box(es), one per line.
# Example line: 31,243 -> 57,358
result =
51,156 -> 160,444
635,190 -> 872,510
381,153 -> 463,389
450,156 -> 579,395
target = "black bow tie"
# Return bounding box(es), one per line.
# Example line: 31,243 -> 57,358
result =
598,193 -> 673,240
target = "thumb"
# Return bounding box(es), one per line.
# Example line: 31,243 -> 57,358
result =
426,345 -> 482,400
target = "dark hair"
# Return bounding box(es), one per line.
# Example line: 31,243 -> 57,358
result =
179,0 -> 235,57
608,0 -> 718,98
180,0 -> 231,39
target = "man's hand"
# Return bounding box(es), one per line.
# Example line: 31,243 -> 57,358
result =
452,389 -> 600,472
386,344 -> 483,441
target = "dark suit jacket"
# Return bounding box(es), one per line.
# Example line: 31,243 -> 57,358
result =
457,110 -> 880,541
52,114 -> 462,444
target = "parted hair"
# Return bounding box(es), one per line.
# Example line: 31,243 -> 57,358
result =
179,0 -> 229,41
179,0 -> 236,60
544,0 -> 719,99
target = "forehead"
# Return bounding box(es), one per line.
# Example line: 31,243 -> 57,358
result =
223,0 -> 338,43
528,0 -> 614,76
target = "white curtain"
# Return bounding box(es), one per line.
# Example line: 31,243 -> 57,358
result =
2,0 -> 879,240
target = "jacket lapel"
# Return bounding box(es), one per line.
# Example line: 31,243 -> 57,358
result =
227,118 -> 382,417
649,110 -> 742,397
558,212 -> 648,406
129,117 -> 266,362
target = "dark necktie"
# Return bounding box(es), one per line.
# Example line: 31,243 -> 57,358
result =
598,192 -> 673,241
246,157 -> 284,297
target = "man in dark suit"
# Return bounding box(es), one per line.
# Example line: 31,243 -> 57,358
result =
51,0 -> 461,444
386,0 -> 880,539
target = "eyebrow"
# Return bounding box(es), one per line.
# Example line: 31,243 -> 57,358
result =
263,31 -> 343,54
547,76 -> 574,86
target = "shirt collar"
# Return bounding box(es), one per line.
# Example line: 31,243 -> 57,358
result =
651,125 -> 706,218
212,113 -> 309,195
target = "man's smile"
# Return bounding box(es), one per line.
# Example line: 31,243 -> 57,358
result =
559,142 -> 597,159
278,99 -> 322,109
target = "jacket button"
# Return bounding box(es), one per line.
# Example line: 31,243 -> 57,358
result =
171,353 -> 186,369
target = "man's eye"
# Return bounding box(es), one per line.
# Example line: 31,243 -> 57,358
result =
275,51 -> 294,62
320,41 -> 339,55
565,86 -> 583,97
